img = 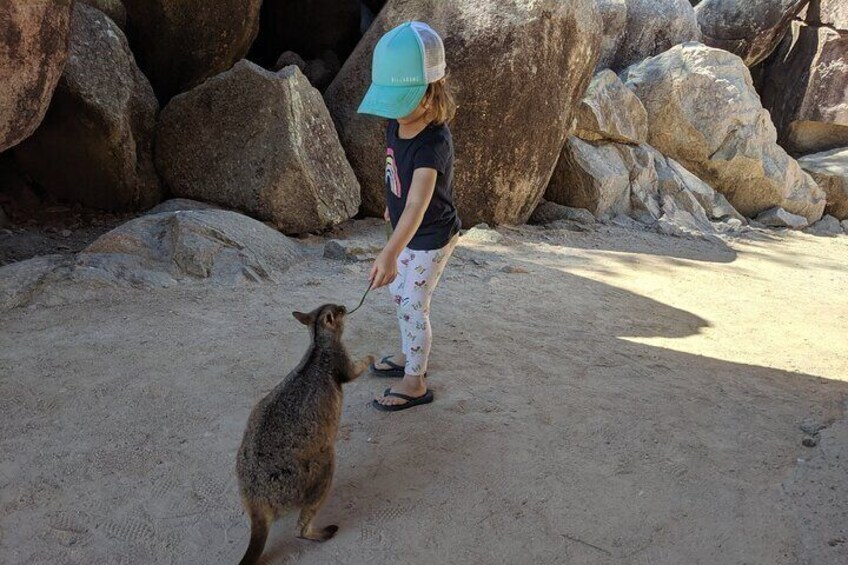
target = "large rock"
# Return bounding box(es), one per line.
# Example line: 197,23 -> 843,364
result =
798,148 -> 848,219
156,61 -> 360,234
80,0 -> 126,29
79,209 -> 303,285
0,1 -> 73,152
576,70 -> 648,145
122,0 -> 261,101
14,3 -> 163,212
622,43 -> 826,223
547,137 -> 743,237
804,214 -> 844,236
611,0 -> 700,71
549,67 -> 743,228
696,0 -> 809,67
146,198 -> 220,215
547,138 -> 632,219
754,207 -> 809,229
0,210 -> 304,308
760,20 -> 848,155
250,0 -> 361,66
325,0 -> 602,225
802,0 -> 848,28
529,201 -> 596,226
545,137 -> 744,228
596,0 -> 627,71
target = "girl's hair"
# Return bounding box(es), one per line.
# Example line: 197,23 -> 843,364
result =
424,77 -> 457,125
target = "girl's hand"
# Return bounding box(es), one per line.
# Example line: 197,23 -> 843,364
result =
369,249 -> 398,289
384,207 -> 390,222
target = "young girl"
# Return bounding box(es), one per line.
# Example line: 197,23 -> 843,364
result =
357,21 -> 460,412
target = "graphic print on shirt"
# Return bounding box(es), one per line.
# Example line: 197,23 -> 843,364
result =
385,147 -> 402,198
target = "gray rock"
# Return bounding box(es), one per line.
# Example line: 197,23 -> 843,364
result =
303,57 -> 337,91
546,220 -> 596,233
609,215 -> 647,231
80,0 -> 127,29
530,201 -> 596,226
461,225 -> 503,245
611,0 -> 701,71
657,214 -> 723,243
547,137 -> 743,235
79,209 -> 303,285
146,199 -> 220,215
122,0 -> 262,100
0,210 -> 303,308
156,61 -> 360,234
0,1 -> 73,152
596,0 -> 627,71
804,215 -> 844,236
325,0 -> 602,225
798,147 -> 848,220
323,239 -> 383,261
0,255 -> 69,310
696,0 -> 809,66
760,20 -> 848,154
575,70 -> 648,145
754,207 -> 809,229
623,43 -> 826,223
664,158 -> 746,223
547,137 -> 632,220
14,4 -> 163,212
802,0 -> 848,30
843,219 -> 848,234
272,51 -> 307,72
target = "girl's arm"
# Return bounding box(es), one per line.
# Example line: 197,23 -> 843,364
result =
369,168 -> 438,288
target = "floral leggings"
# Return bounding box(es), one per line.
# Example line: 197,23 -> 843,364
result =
389,235 -> 458,376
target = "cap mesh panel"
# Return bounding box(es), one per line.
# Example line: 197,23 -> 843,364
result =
411,22 -> 446,83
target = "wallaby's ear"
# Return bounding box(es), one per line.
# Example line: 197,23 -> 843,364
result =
292,311 -> 312,325
324,311 -> 335,327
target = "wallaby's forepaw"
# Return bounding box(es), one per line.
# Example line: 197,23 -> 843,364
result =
299,525 -> 338,542
351,355 -> 375,379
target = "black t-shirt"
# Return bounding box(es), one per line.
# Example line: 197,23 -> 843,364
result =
385,120 -> 461,250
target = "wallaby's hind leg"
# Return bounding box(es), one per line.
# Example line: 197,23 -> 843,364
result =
296,485 -> 337,542
239,500 -> 272,565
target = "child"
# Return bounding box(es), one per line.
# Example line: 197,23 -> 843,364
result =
357,21 -> 460,412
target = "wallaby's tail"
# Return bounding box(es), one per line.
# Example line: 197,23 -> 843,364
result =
239,502 -> 270,565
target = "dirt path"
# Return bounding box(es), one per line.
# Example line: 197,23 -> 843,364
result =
2,222 -> 846,564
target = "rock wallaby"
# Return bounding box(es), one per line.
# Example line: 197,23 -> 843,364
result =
235,304 -> 373,565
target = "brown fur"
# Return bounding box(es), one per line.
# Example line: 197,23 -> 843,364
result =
235,304 -> 372,565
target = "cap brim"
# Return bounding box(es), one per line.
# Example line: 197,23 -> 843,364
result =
357,83 -> 428,119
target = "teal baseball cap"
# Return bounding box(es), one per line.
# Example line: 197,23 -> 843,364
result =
357,21 -> 446,119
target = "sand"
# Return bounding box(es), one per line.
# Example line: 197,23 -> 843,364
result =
1,221 -> 846,564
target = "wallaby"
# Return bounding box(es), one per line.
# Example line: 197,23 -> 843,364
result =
235,304 -> 373,565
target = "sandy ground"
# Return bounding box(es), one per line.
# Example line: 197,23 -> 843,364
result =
1,221 -> 847,564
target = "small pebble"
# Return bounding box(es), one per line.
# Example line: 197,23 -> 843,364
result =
801,436 -> 818,448
60,229 -> 72,237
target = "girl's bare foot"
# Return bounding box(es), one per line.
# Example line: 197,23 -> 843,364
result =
375,374 -> 427,407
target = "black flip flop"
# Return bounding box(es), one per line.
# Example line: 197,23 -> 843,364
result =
372,388 -> 434,412
369,355 -> 406,378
